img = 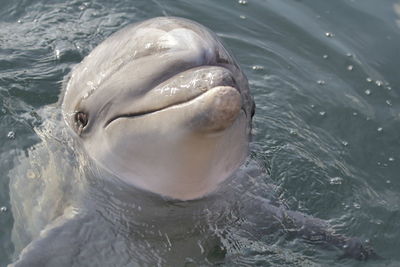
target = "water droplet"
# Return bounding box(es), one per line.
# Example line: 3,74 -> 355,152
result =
319,111 -> 326,116
7,131 -> 15,139
27,170 -> 36,179
317,80 -> 325,85
375,80 -> 383,87
0,206 -> 7,213
238,0 -> 248,5
366,77 -> 372,83
55,49 -> 61,60
252,65 -> 264,70
386,100 -> 392,106
347,65 -> 353,71
388,157 -> 395,162
330,177 -> 343,185
364,89 -> 371,95
322,54 -> 328,59
239,15 -> 247,19
377,127 -> 383,132
325,32 -> 334,37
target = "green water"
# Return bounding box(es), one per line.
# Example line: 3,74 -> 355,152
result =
1,0 -> 400,266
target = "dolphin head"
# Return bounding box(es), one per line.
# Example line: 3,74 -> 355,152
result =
62,17 -> 254,200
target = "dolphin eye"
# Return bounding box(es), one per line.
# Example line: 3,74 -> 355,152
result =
75,111 -> 88,131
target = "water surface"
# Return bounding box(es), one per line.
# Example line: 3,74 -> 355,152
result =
1,0 -> 400,266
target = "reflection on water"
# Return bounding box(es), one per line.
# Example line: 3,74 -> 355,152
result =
1,0 -> 400,266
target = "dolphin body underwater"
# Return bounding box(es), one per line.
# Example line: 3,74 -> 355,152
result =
9,17 -> 376,266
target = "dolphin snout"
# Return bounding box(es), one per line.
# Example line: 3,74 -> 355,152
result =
104,66 -> 240,128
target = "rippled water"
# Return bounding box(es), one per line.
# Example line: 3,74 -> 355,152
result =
1,0 -> 400,266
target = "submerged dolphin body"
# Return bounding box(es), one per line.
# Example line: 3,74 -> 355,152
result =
10,17 -> 376,266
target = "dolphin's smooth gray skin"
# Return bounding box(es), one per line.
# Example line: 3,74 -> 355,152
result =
61,16 -> 254,200
9,17 -> 377,267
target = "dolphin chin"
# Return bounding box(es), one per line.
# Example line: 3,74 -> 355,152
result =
62,17 -> 254,200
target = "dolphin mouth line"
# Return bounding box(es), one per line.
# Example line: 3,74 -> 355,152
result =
104,86 -> 243,129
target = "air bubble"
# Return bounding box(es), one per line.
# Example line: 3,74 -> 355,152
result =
353,203 -> 361,209
325,32 -> 334,37
341,141 -> 349,146
389,157 -> 395,162
0,206 -> 7,213
366,77 -> 372,83
238,0 -> 248,5
364,89 -> 371,95
239,15 -> 247,19
375,80 -> 383,87
322,54 -> 328,59
386,100 -> 392,106
317,80 -> 325,85
347,65 -> 353,71
319,111 -> 326,116
377,127 -> 383,132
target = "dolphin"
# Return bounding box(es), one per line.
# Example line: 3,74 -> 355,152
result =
61,16 -> 255,200
9,17 -> 377,266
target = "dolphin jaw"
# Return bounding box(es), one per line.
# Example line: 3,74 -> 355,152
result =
104,85 -> 242,132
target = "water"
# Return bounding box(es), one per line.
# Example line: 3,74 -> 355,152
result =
1,0 -> 400,266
